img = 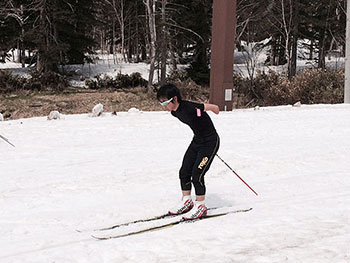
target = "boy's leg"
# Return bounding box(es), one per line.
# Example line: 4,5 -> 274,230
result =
191,135 -> 220,198
183,136 -> 219,220
168,141 -> 197,215
182,190 -> 191,197
179,140 -> 197,194
196,195 -> 205,201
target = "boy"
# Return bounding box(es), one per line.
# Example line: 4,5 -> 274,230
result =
157,83 -> 220,219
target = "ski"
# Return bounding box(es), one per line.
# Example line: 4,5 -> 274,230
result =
76,212 -> 173,233
96,212 -> 175,231
91,208 -> 252,240
91,206 -> 223,232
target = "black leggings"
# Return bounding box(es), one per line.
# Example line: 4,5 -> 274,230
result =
179,134 -> 220,195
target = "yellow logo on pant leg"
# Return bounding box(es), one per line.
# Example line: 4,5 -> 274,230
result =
198,157 -> 208,170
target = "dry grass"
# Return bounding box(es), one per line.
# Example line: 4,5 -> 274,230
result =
0,87 -> 165,120
0,81 -> 216,120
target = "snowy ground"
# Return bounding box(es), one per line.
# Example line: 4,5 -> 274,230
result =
1,104 -> 350,262
0,55 -> 155,87
2,46 -> 345,87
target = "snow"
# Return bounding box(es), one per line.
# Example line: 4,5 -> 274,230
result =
1,49 -> 349,261
233,39 -> 345,77
0,53 -> 158,86
1,104 -> 350,262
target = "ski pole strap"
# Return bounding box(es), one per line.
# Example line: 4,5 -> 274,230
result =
216,154 -> 258,196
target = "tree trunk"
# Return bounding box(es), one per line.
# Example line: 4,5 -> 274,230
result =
20,4 -> 25,68
270,36 -> 276,66
120,0 -> 127,62
145,0 -> 157,89
280,0 -> 293,76
290,0 -> 299,79
344,0 -> 350,103
318,31 -> 326,68
160,0 -> 167,84
169,40 -> 177,71
15,40 -> 20,63
36,6 -> 45,72
309,40 -> 314,60
135,3 -> 140,62
112,16 -> 116,64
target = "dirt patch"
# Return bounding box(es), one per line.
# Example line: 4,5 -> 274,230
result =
0,88 -> 165,120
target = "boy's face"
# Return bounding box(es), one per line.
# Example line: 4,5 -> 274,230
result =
159,97 -> 178,111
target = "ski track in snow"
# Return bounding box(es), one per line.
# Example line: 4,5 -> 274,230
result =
0,105 -> 350,262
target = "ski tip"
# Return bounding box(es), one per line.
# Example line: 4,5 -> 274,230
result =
235,207 -> 253,213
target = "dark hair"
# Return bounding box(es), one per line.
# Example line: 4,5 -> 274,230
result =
156,83 -> 182,102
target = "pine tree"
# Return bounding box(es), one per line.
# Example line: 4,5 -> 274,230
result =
22,0 -> 97,72
299,0 -> 343,68
169,0 -> 212,84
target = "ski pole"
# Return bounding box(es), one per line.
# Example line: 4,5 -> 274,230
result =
0,134 -> 15,147
216,154 -> 258,196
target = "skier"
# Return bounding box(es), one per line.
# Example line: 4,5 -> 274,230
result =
157,83 -> 220,219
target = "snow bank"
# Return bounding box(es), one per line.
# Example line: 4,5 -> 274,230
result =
0,104 -> 349,262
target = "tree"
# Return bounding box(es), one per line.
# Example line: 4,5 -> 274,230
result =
0,0 -> 35,66
160,0 -> 168,84
9,0 -> 97,72
266,0 -> 296,78
344,0 -> 349,103
168,0 -> 212,84
144,0 -> 157,89
299,0 -> 344,69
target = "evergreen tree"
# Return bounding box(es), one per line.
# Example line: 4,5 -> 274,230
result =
0,0 -> 347,78
299,0 -> 344,68
170,0 -> 213,85
0,14 -> 18,62
0,0 -> 34,65
23,0 -> 97,71
64,0 -> 96,64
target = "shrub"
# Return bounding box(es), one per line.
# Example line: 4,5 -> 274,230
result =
234,68 -> 344,107
180,79 -> 209,101
167,69 -> 189,82
0,70 -> 25,93
24,70 -> 69,92
291,68 -> 344,104
265,69 -> 344,106
264,75 -> 300,106
163,69 -> 209,102
0,70 -> 69,93
129,72 -> 148,87
85,73 -> 147,90
233,71 -> 281,99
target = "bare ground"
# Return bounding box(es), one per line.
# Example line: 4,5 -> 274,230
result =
0,88 -> 166,120
0,85 -> 246,121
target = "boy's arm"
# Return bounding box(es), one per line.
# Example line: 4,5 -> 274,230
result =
204,103 -> 219,115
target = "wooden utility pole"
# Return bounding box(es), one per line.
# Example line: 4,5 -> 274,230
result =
209,0 -> 237,111
345,0 -> 350,103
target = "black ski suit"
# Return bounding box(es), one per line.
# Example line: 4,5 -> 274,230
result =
171,100 -> 220,195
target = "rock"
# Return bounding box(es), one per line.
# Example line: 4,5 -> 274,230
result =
92,103 -> 104,117
293,101 -> 301,107
128,107 -> 141,114
47,111 -> 61,120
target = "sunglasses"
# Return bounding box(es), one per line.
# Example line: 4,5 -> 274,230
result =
159,97 -> 174,106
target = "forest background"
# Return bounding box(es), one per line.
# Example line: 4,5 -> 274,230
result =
0,0 -> 347,119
